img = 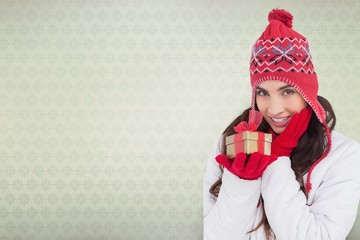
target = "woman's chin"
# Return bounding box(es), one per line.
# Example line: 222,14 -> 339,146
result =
270,126 -> 285,135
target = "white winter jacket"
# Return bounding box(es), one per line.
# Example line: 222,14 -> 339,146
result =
204,131 -> 360,239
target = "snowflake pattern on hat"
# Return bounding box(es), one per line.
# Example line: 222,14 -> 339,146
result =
250,38 -> 316,75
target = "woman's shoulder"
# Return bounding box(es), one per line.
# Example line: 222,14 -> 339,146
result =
331,131 -> 360,153
327,131 -> 360,166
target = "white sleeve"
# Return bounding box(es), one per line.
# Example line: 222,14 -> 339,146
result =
261,142 -> 360,240
203,136 -> 262,240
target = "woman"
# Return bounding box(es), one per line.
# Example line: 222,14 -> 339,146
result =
203,9 -> 360,239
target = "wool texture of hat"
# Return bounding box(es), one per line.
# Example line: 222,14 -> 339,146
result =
249,8 -> 332,193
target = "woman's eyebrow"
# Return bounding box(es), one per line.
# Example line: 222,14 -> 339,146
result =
256,86 -> 266,91
278,84 -> 293,91
256,84 -> 293,92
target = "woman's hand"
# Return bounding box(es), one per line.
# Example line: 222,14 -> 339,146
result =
271,106 -> 312,157
216,152 -> 277,180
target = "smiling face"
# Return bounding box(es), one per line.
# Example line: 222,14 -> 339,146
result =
255,80 -> 308,134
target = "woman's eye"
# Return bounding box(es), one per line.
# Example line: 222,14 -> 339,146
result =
283,89 -> 294,96
256,90 -> 267,96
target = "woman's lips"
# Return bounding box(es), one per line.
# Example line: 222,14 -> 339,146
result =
269,116 -> 290,128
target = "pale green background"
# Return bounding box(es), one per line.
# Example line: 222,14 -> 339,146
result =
0,0 -> 359,239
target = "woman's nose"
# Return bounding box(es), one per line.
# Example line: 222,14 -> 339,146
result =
267,97 -> 284,116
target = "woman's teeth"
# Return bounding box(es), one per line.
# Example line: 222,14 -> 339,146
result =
271,117 -> 289,122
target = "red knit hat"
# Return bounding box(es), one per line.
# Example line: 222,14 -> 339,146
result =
249,9 -> 332,193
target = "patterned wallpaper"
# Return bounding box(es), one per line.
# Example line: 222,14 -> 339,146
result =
0,0 -> 359,239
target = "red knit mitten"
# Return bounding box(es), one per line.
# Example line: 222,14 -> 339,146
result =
216,152 -> 277,180
271,107 -> 312,157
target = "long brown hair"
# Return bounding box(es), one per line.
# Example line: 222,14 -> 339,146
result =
209,96 -> 336,239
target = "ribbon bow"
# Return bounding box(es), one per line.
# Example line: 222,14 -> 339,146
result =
233,110 -> 263,133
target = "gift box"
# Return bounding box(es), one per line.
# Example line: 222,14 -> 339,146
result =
225,131 -> 272,158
